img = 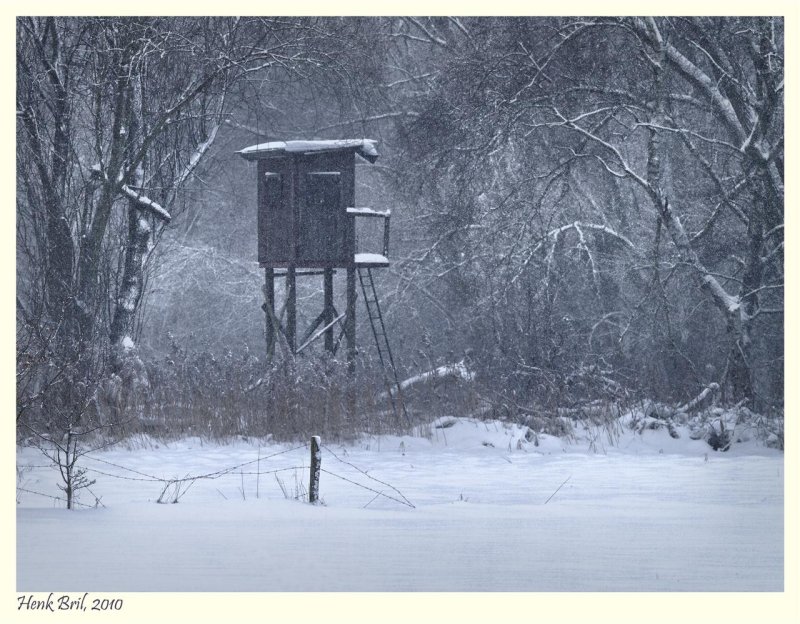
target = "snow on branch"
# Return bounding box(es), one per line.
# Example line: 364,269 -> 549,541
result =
121,185 -> 172,223
174,123 -> 220,188
403,17 -> 448,47
702,275 -> 740,315
312,112 -> 419,133
536,221 -> 634,260
571,221 -> 631,245
634,121 -> 741,154
573,223 -> 600,297
511,220 -> 634,287
550,106 -> 652,193
632,18 -> 747,144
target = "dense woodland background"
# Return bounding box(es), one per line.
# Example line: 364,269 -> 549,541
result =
17,16 -> 784,445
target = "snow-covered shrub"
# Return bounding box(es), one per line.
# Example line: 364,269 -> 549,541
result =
622,400 -> 682,439
624,401 -> 784,452
522,414 -> 573,440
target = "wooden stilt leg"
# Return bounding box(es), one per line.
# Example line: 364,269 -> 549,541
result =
346,267 -> 357,416
264,268 -> 275,359
324,268 -> 334,353
346,267 -> 356,374
287,266 -> 297,353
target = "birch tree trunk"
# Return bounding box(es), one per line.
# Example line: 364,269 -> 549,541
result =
635,17 -> 782,404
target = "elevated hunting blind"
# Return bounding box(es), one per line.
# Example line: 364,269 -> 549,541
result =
238,139 -> 407,422
238,139 -> 387,268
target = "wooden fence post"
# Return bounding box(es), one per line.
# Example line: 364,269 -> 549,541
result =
309,435 -> 321,504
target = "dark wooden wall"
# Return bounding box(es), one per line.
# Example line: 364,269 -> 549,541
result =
257,150 -> 356,268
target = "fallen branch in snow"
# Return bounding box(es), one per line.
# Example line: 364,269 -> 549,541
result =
678,382 -> 720,413
387,360 -> 475,398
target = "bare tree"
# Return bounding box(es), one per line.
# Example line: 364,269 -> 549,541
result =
386,16 -> 782,411
17,18 -> 242,379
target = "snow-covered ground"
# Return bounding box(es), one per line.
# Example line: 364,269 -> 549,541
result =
16,417 -> 783,591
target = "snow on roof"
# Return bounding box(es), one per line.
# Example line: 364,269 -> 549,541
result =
238,139 -> 379,163
346,207 -> 391,217
354,252 -> 389,266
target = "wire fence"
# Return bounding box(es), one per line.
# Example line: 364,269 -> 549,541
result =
16,486 -> 96,509
322,445 -> 415,508
17,439 -> 415,510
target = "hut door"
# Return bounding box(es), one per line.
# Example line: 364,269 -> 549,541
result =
301,172 -> 342,263
260,171 -> 291,263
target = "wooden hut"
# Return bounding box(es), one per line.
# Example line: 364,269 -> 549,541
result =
238,139 -> 389,365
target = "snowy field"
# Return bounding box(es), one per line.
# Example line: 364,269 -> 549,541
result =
17,418 -> 783,591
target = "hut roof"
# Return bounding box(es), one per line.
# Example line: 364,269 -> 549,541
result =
237,139 -> 379,163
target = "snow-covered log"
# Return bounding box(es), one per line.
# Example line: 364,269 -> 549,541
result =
388,360 -> 475,397
678,383 -> 720,413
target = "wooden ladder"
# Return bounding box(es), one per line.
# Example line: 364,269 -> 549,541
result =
357,267 -> 410,425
